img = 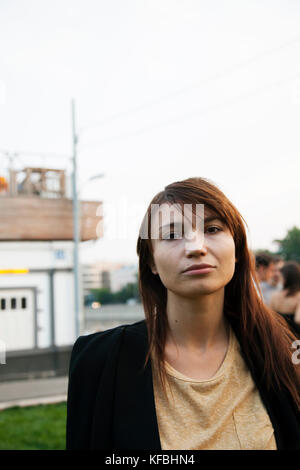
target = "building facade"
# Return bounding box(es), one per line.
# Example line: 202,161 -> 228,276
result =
0,241 -> 76,381
0,166 -> 103,381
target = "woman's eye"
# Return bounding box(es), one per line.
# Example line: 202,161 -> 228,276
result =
169,232 -> 181,239
206,226 -> 222,234
162,232 -> 181,240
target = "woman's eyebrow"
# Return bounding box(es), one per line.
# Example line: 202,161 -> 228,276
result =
159,217 -> 223,233
204,216 -> 223,223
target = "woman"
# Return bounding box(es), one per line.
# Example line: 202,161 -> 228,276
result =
269,261 -> 300,337
66,177 -> 300,450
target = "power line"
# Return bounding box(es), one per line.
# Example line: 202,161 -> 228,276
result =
79,34 -> 300,134
0,149 -> 71,159
78,72 -> 300,150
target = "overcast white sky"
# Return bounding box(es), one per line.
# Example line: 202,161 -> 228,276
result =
1,1 -> 300,264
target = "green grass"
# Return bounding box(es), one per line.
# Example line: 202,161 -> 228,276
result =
0,402 -> 67,450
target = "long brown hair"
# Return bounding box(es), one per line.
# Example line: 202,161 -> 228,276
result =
136,177 -> 300,411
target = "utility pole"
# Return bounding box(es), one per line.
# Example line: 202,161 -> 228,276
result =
71,99 -> 81,338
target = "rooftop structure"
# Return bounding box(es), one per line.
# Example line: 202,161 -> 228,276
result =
0,167 -> 103,241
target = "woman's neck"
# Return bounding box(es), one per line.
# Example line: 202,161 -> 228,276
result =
165,288 -> 229,353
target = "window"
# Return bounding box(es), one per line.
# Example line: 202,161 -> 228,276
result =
21,297 -> 27,309
0,299 -> 5,310
54,249 -> 65,260
11,298 -> 17,309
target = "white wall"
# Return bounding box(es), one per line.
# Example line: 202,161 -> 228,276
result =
0,272 -> 51,348
0,241 -> 77,349
0,241 -> 73,269
54,271 -> 76,346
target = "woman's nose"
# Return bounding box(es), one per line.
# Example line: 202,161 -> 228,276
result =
184,231 -> 208,255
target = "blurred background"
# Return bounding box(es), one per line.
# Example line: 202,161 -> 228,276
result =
1,0 -> 300,449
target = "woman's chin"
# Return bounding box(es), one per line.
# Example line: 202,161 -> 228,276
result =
171,285 -> 224,299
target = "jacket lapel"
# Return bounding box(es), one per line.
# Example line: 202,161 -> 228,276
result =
113,320 -> 161,450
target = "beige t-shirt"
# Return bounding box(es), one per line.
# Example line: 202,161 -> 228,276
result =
151,327 -> 277,450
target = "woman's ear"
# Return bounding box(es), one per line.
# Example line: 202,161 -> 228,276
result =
149,262 -> 158,275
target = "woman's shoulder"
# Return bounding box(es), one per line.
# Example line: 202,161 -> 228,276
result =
270,289 -> 281,300
296,291 -> 300,300
69,320 -> 147,373
75,323 -> 125,348
269,290 -> 281,309
79,319 -> 146,345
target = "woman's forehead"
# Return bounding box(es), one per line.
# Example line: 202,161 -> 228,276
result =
150,202 -> 221,225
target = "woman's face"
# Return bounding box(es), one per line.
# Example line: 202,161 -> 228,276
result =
150,205 -> 236,298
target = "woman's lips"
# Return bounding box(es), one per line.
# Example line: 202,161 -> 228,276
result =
183,267 -> 215,275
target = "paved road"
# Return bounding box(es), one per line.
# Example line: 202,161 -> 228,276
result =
84,303 -> 144,334
0,376 -> 68,410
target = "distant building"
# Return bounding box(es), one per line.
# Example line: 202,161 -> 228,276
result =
82,262 -> 138,295
81,261 -> 124,295
110,264 -> 138,293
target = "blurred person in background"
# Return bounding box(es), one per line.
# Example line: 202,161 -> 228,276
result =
269,256 -> 284,289
269,261 -> 300,337
266,256 -> 285,302
255,253 -> 277,305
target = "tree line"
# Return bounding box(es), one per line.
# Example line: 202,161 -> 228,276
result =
256,226 -> 300,262
85,281 -> 140,305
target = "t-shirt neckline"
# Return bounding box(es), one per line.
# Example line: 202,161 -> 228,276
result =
164,326 -> 235,383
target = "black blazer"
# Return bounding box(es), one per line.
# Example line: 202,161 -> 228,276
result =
66,319 -> 300,450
